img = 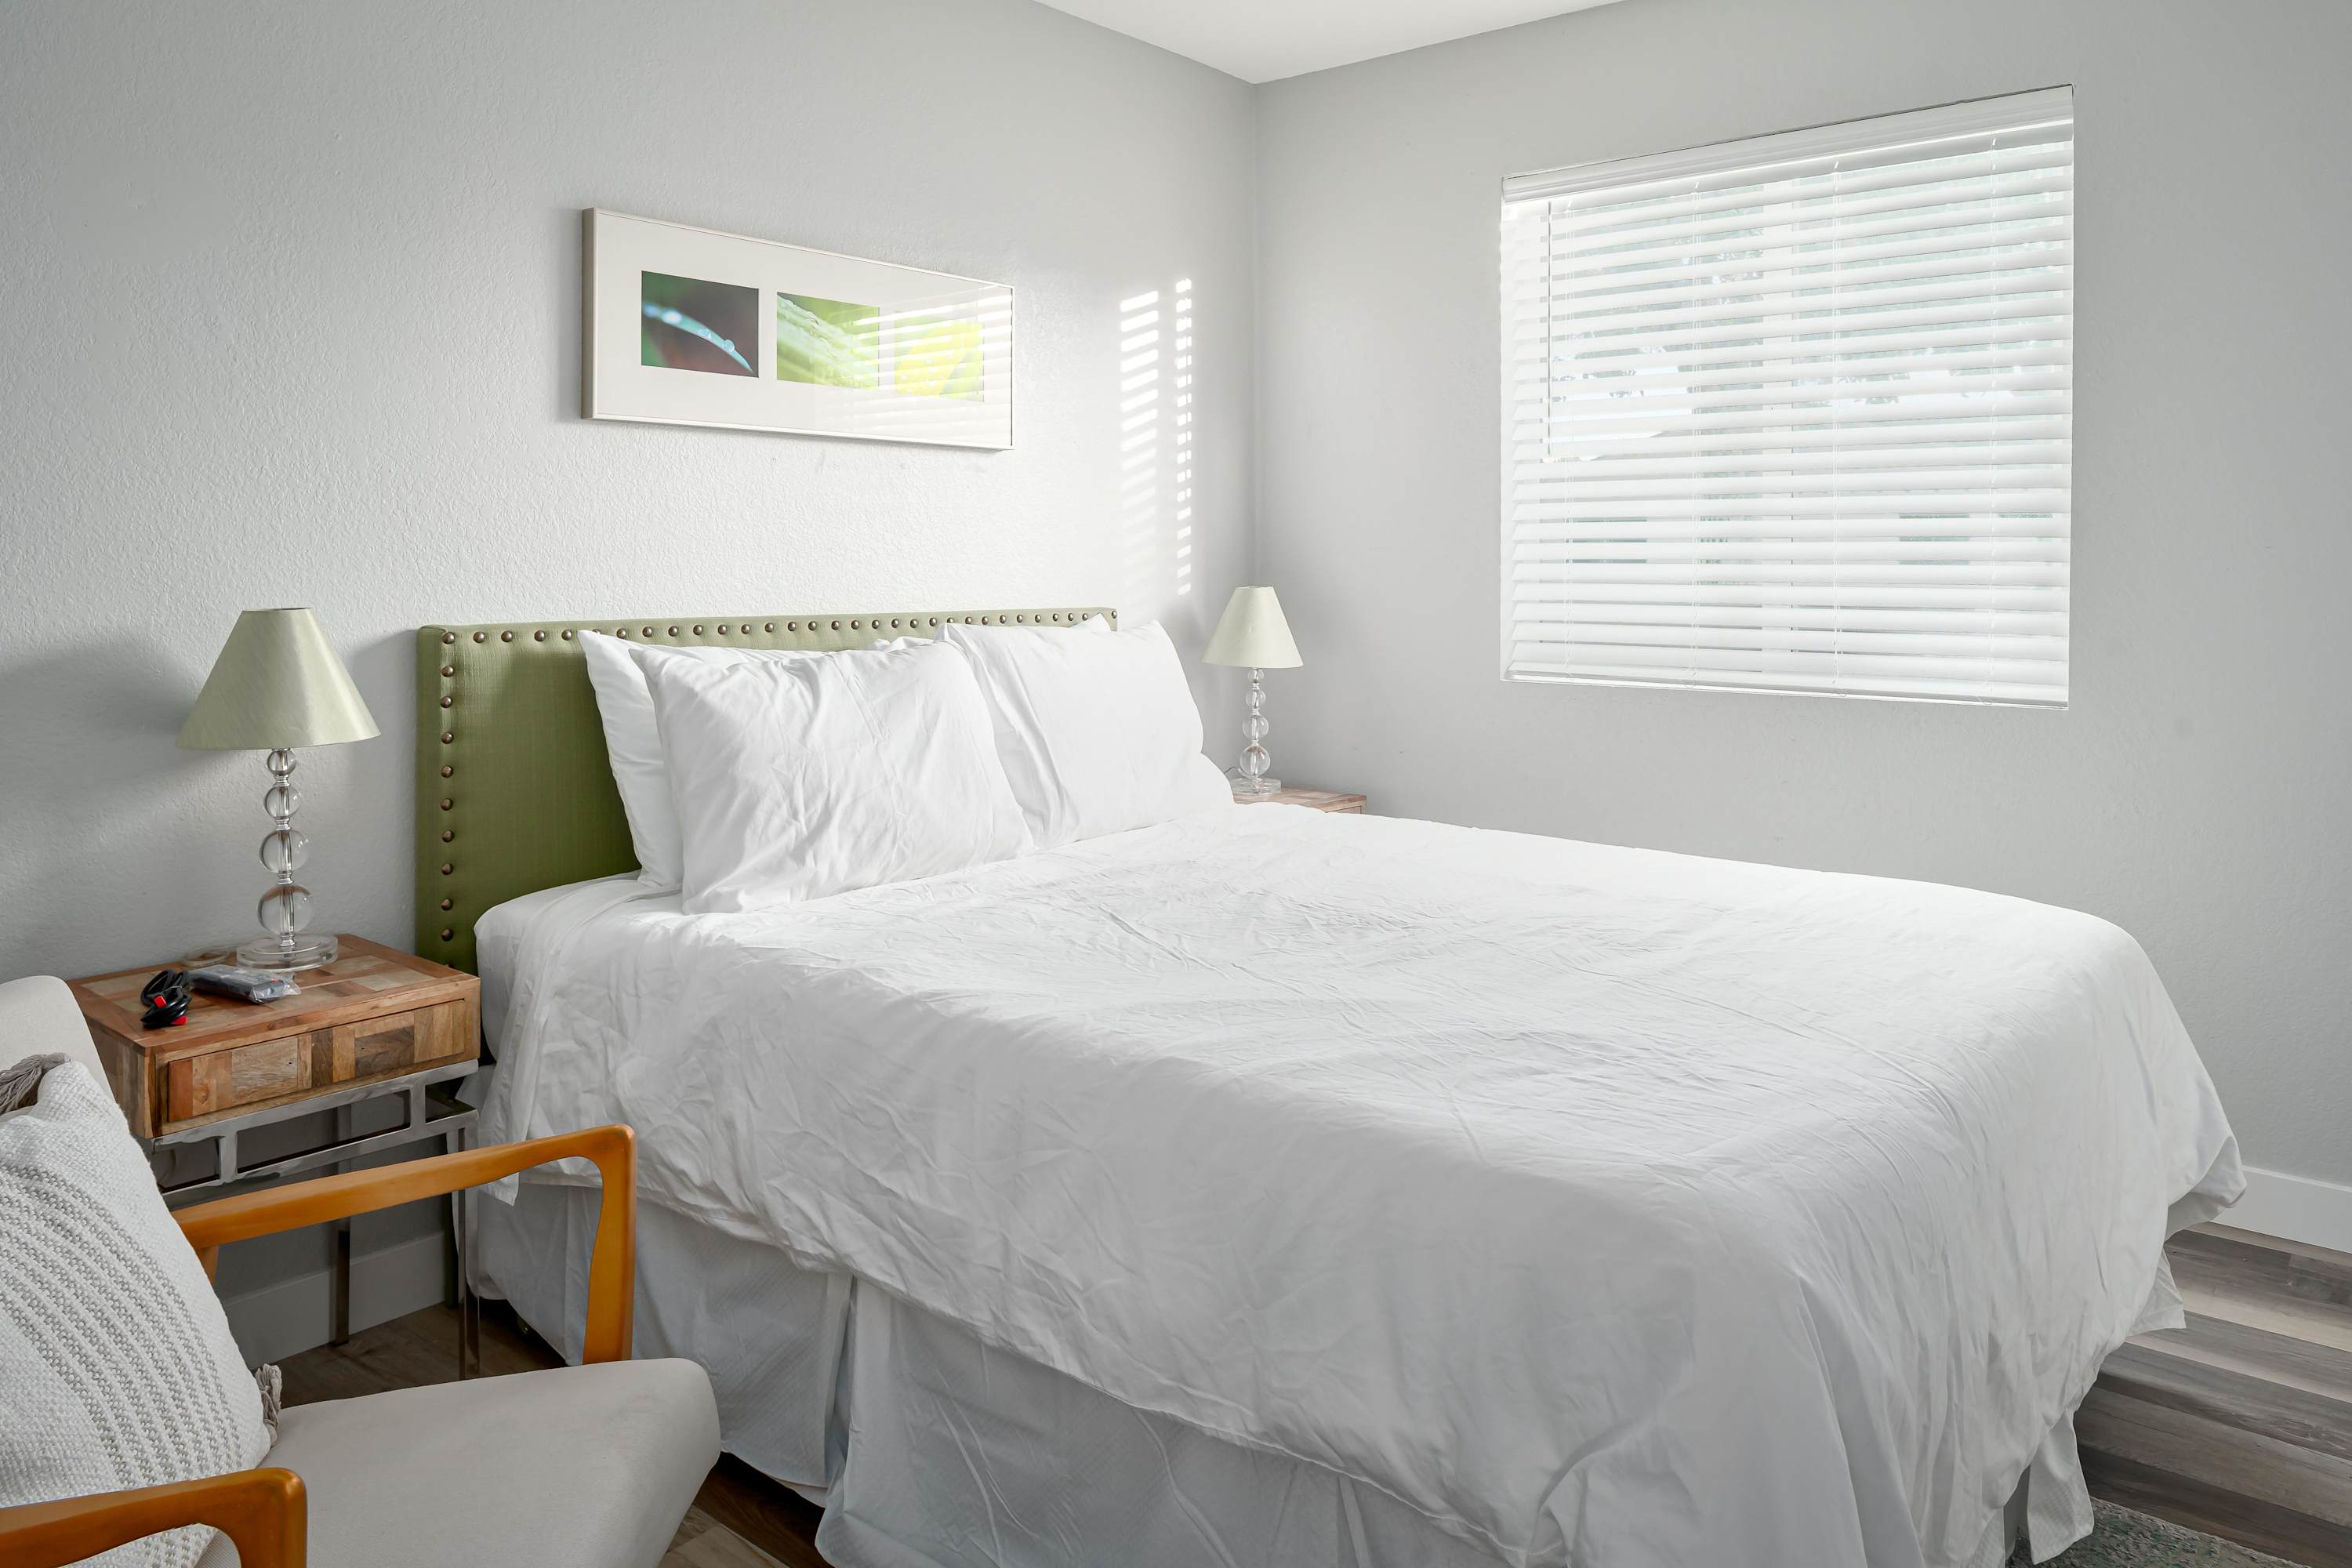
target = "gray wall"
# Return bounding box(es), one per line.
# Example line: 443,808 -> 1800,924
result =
0,0 -> 1255,983
1256,0 -> 2351,1185
0,0 -> 1255,1342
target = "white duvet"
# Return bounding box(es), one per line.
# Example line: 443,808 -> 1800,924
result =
481,807 -> 2241,1568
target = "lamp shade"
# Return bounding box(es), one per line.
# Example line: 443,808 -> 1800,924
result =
178,608 -> 380,750
1203,586 -> 1301,669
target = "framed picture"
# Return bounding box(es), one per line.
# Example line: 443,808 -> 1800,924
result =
583,209 -> 1012,450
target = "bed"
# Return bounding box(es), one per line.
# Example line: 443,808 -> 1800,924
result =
419,610 -> 2244,1568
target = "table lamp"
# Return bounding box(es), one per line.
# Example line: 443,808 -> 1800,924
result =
1203,586 -> 1302,797
178,608 -> 379,971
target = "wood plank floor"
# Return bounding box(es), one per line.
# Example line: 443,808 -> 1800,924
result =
2078,1224 -> 2352,1566
279,1222 -> 2352,1567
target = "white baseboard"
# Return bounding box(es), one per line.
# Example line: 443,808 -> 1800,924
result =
2225,1164 -> 2352,1256
220,1232 -> 452,1366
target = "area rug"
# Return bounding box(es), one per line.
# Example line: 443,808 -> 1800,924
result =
2037,1501 -> 2301,1568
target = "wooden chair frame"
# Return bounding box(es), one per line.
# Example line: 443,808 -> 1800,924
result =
0,1123 -> 637,1568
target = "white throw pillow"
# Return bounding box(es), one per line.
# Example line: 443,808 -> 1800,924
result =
580,632 -> 758,891
939,619 -> 1231,848
640,639 -> 1034,913
0,1063 -> 270,1568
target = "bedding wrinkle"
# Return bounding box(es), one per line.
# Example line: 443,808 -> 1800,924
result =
481,808 -> 2240,1568
1131,1411 -> 1250,1568
935,1383 -> 1019,1566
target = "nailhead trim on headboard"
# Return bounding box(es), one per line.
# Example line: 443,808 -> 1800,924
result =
416,608 -> 1116,974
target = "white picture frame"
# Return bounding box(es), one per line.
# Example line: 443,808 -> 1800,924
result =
583,209 -> 1013,450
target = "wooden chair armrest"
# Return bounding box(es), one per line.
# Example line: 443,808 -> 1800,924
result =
174,1124 -> 637,1363
0,1467 -> 307,1568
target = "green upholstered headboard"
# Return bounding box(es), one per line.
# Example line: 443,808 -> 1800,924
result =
416,607 -> 1115,973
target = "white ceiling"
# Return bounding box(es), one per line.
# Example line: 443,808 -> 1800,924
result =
1034,0 -> 1632,84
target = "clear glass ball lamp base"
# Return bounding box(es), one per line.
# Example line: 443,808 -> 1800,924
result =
241,746 -> 339,971
237,931 -> 341,971
1231,667 -> 1281,796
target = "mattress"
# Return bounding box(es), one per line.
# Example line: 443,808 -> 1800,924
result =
476,806 -> 2241,1567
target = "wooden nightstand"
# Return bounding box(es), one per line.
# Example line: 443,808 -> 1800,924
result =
71,936 -> 478,1152
69,936 -> 483,1358
1234,785 -> 1367,814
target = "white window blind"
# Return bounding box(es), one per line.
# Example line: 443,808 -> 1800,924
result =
1501,88 -> 2073,704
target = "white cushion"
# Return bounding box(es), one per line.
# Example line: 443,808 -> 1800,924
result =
579,633 -> 758,891
1,1063 -> 270,1568
938,619 -> 1230,848
196,1359 -> 718,1568
640,639 -> 1033,913
0,975 -> 102,1079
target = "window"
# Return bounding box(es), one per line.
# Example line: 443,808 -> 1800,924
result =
1501,88 -> 2074,705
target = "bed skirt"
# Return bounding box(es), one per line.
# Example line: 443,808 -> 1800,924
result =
476,1182 -> 2060,1567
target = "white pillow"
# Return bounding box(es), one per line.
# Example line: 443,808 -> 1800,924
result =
580,632 -> 758,891
939,619 -> 1230,848
639,639 -> 1033,913
583,631 -> 1001,887
1,1063 -> 271,1568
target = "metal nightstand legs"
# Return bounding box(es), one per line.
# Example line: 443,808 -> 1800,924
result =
449,1120 -> 481,1380
331,1102 -> 354,1347
151,1062 -> 481,1378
